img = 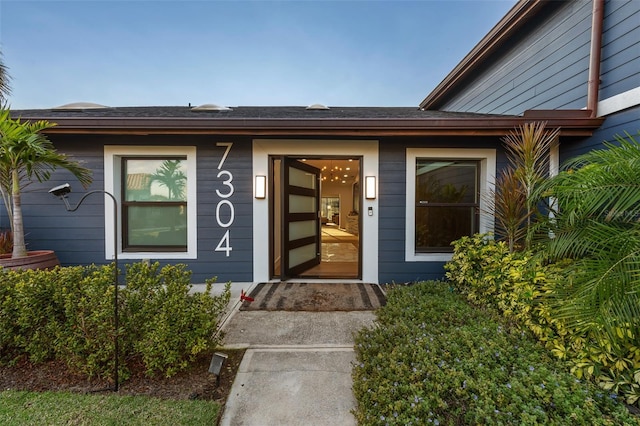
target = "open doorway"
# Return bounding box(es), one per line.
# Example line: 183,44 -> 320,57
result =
271,156 -> 361,280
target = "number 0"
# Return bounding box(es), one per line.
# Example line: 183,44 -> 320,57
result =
216,200 -> 235,228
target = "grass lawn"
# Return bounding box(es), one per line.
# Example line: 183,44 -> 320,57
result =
0,390 -> 220,425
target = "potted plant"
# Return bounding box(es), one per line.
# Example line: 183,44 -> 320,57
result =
0,107 -> 92,269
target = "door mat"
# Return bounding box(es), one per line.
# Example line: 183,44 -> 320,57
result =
239,282 -> 386,312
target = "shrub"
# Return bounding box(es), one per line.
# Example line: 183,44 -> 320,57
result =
0,262 -> 231,381
352,282 -> 639,425
121,262 -> 230,377
445,233 -> 640,408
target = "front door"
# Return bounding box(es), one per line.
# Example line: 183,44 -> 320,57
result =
282,158 -> 321,278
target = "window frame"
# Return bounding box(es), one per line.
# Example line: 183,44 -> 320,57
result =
104,146 -> 197,260
121,156 -> 188,252
405,148 -> 495,262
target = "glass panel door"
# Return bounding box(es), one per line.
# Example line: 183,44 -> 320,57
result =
283,158 -> 321,277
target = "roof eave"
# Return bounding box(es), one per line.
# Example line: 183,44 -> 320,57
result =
419,0 -> 548,110
40,113 -> 604,137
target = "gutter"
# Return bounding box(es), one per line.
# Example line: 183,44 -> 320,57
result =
587,0 -> 605,117
39,111 -> 604,137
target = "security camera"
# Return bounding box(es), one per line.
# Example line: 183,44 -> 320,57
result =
49,183 -> 71,197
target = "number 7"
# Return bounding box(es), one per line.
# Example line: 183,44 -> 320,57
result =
216,142 -> 233,170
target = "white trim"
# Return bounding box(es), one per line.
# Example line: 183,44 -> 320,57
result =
104,146 -> 198,260
405,148 -> 496,262
252,139 -> 379,283
550,142 -> 559,177
597,86 -> 640,117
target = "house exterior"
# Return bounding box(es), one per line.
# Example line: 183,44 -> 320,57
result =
6,0 -> 636,285
420,0 -> 639,161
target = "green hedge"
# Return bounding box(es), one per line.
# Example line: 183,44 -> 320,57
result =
445,234 -> 640,408
0,262 -> 230,381
352,282 -> 639,425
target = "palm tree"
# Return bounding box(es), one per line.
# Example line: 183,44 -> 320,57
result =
537,131 -> 640,345
0,52 -> 10,104
0,107 -> 93,258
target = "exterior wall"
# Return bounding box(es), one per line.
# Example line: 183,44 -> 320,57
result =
439,1 -> 593,115
377,136 -> 507,284
434,0 -> 639,176
562,106 -> 640,161
5,132 -> 513,285
562,0 -> 640,162
599,0 -> 640,100
20,134 -> 254,284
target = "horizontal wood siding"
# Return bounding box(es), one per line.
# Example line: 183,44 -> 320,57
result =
440,1 -> 592,115
377,137 -> 506,284
561,105 -> 640,161
599,0 -> 640,100
14,135 -> 254,283
194,138 -> 253,282
19,138 -> 105,265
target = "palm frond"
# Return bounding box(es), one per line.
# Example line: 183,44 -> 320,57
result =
540,130 -> 640,344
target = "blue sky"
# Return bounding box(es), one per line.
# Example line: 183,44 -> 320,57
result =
1,0 -> 517,109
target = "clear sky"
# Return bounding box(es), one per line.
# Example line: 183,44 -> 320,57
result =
1,0 -> 517,109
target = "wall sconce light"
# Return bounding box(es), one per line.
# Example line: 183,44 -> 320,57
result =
365,176 -> 376,199
255,175 -> 266,199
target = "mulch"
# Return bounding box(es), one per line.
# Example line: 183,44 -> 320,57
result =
0,348 -> 245,405
240,282 -> 386,312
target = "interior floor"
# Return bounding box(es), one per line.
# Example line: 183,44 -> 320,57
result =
298,224 -> 359,278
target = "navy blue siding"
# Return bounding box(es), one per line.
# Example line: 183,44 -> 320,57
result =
600,0 -> 640,99
15,135 -> 254,284
193,138 -> 253,283
377,137 -> 506,284
19,138 -> 105,265
562,105 -> 640,162
440,1 -> 592,115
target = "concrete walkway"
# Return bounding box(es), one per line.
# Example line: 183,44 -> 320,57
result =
217,296 -> 377,425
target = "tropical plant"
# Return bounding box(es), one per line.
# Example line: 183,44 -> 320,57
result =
0,107 -> 93,258
485,121 -> 559,251
0,229 -> 12,254
535,130 -> 640,349
0,51 -> 10,103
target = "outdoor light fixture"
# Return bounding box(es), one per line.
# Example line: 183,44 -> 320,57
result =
209,352 -> 228,386
365,176 -> 377,199
49,183 -> 121,392
255,175 -> 266,199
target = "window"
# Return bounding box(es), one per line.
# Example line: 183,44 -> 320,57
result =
122,157 -> 187,251
415,160 -> 479,252
406,148 -> 495,261
104,146 -> 197,260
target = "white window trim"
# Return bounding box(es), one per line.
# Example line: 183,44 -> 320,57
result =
104,146 -> 198,260
406,148 -> 496,262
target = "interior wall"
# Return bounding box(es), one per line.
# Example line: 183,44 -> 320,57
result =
321,180 -> 355,229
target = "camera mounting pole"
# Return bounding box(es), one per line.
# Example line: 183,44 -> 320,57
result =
50,184 -> 120,392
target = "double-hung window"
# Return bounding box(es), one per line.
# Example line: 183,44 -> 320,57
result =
406,148 -> 495,261
122,157 -> 187,252
104,146 -> 197,260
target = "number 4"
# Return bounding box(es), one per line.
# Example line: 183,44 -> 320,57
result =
215,230 -> 232,257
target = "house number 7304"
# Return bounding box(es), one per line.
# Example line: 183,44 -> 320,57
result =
214,142 -> 234,256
